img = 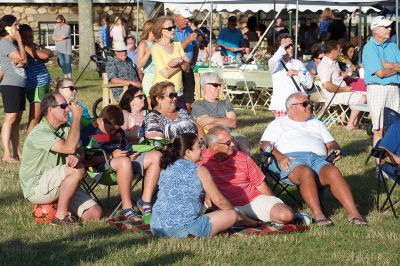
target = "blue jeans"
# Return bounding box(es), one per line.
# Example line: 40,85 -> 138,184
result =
151,215 -> 212,238
58,53 -> 72,75
268,151 -> 330,185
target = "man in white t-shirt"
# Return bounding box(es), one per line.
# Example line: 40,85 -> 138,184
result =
260,92 -> 366,226
317,40 -> 366,130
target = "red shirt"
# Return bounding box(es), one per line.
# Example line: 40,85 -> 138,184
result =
198,149 -> 265,206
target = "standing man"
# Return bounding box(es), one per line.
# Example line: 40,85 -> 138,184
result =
218,16 -> 246,58
363,16 -> 399,145
19,93 -> 102,226
126,36 -> 137,67
173,6 -> 198,111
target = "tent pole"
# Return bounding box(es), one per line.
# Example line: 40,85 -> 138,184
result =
397,0 -> 399,47
273,0 -> 276,47
294,0 -> 299,59
209,1 -> 213,67
136,0 -> 139,47
288,10 -> 292,36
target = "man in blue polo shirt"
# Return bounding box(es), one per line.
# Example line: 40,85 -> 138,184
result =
218,16 -> 246,58
173,6 -> 198,111
363,16 -> 400,145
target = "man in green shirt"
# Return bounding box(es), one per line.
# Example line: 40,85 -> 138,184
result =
19,92 -> 102,226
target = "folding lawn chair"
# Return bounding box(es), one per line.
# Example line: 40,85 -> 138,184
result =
369,107 -> 400,218
259,151 -> 325,211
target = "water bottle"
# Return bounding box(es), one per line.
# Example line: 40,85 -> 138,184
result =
346,63 -> 353,76
262,142 -> 275,156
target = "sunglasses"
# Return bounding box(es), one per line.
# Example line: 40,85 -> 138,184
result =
134,94 -> 145,99
285,44 -> 293,49
291,100 -> 311,108
214,136 -> 234,146
52,103 -> 69,109
162,26 -> 175,31
317,57 -> 324,60
164,92 -> 178,99
63,86 -> 77,92
207,83 -> 222,88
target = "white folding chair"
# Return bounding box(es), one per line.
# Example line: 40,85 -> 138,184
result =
246,71 -> 273,109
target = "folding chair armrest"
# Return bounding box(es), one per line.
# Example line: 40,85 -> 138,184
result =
260,151 -> 281,171
102,83 -> 130,88
371,147 -> 388,160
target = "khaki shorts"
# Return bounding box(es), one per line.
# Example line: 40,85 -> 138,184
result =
234,194 -> 283,223
27,165 -> 97,217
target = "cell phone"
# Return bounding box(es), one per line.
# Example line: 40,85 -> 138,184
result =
5,26 -> 15,35
326,150 -> 339,163
127,150 -> 138,156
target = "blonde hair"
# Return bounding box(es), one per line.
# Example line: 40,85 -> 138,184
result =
114,16 -> 122,26
321,8 -> 333,20
153,16 -> 173,40
141,20 -> 154,41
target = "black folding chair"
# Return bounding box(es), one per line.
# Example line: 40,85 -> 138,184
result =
259,151 -> 325,210
369,107 -> 400,218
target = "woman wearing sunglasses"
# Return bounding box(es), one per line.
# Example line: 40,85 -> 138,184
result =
119,86 -> 148,144
52,15 -> 72,79
54,78 -> 92,128
144,81 -> 201,141
0,15 -> 27,163
151,16 -> 190,109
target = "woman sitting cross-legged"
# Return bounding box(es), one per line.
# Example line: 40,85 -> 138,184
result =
150,133 -> 238,237
144,81 -> 204,141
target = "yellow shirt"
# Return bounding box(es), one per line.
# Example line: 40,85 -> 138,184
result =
151,41 -> 185,92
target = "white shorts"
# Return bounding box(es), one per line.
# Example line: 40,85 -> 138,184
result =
27,164 -> 97,217
331,91 -> 364,106
234,195 -> 283,222
367,84 -> 400,130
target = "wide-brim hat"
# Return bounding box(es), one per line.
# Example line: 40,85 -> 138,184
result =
112,42 -> 128,51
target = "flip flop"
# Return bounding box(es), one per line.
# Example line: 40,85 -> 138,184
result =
314,217 -> 334,227
349,217 -> 368,226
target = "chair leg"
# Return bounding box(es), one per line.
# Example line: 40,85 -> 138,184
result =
380,177 -> 398,218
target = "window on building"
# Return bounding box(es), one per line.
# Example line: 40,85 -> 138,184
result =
38,22 -> 79,49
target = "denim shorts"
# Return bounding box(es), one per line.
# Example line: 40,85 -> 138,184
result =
151,215 -> 212,238
268,151 -> 330,185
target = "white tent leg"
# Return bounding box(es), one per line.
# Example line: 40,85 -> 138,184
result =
136,0 -> 140,46
294,0 -> 299,59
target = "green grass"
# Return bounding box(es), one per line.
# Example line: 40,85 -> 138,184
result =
1,68 -> 400,265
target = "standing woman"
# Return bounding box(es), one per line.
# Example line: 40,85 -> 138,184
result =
52,15 -> 72,79
19,24 -> 54,134
0,15 -> 27,163
110,16 -> 126,47
136,20 -> 155,108
151,16 -> 190,110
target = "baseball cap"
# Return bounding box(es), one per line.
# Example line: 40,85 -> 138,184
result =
174,6 -> 192,19
112,42 -> 128,51
370,16 -> 393,30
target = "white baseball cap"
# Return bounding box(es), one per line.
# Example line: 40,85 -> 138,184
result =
370,16 -> 393,30
112,41 -> 128,51
174,6 -> 192,19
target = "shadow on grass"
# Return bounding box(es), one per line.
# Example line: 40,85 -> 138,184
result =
133,251 -> 193,266
0,227 -> 149,265
341,138 -> 373,157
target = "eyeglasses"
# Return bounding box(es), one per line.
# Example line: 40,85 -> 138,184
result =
162,26 -> 176,31
207,83 -> 222,88
134,94 -> 145,99
164,92 -> 178,99
56,21 -> 62,24
291,100 -> 311,108
317,57 -> 324,60
285,44 -> 293,49
63,86 -> 77,92
52,103 -> 69,109
214,136 -> 234,146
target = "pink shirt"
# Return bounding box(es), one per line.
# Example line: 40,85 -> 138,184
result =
198,149 -> 265,206
110,25 -> 126,42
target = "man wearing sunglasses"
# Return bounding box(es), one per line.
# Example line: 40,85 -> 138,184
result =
19,93 -> 102,226
362,16 -> 399,146
173,6 -> 198,110
260,92 -> 367,226
199,125 -> 295,225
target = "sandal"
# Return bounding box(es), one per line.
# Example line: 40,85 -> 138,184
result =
137,199 -> 152,224
2,156 -> 19,164
313,217 -> 334,227
349,217 -> 368,226
120,207 -> 142,222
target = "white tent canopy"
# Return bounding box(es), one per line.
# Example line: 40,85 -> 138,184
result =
150,0 -> 387,12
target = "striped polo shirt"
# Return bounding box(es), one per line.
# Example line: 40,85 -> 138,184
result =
25,57 -> 51,91
198,149 -> 265,206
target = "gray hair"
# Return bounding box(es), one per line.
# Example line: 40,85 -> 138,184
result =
200,72 -> 221,88
285,92 -> 308,111
205,125 -> 231,147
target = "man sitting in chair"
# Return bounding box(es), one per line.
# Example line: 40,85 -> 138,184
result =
106,42 -> 142,99
377,118 -> 400,178
317,40 -> 366,130
199,125 -> 295,225
19,93 -> 102,226
260,92 -> 367,226
80,105 -> 161,221
192,72 -> 250,154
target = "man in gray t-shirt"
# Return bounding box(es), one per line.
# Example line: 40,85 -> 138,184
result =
192,72 -> 250,154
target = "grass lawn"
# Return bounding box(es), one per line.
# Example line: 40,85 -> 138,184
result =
0,68 -> 399,265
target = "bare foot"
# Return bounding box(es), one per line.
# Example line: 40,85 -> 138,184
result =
2,156 -> 19,164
